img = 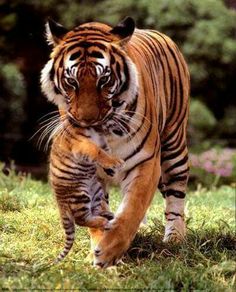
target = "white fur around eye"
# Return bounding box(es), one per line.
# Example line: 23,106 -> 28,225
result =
40,59 -> 65,107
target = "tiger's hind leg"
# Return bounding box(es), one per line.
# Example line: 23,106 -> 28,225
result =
160,124 -> 189,243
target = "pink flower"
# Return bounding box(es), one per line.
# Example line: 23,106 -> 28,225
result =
190,148 -> 235,177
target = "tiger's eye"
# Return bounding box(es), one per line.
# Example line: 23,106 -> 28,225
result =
112,100 -> 124,108
99,76 -> 108,83
67,78 -> 77,87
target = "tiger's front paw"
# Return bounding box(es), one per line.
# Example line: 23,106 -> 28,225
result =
102,157 -> 124,177
163,217 -> 186,243
93,218 -> 130,268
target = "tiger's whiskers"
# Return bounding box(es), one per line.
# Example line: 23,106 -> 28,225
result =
31,112 -> 67,152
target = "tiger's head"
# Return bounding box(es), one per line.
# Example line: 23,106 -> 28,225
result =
41,17 -> 138,128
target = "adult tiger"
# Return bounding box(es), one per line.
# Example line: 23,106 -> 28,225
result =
41,17 -> 190,268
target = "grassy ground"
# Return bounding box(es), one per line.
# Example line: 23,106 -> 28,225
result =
0,166 -> 235,291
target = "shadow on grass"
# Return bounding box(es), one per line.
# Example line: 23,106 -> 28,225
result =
125,219 -> 236,265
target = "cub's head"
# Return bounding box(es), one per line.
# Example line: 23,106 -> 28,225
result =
41,17 -> 138,128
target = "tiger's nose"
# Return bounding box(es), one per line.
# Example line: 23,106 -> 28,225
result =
69,109 -> 98,126
80,117 -> 96,126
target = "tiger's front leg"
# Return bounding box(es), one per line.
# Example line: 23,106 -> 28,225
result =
87,182 -> 111,263
93,158 -> 160,268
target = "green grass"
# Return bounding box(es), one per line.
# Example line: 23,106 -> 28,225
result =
0,165 -> 235,291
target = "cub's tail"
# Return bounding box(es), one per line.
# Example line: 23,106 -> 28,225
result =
54,215 -> 75,263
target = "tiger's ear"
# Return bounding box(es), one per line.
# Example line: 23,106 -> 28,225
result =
45,18 -> 69,46
110,17 -> 135,46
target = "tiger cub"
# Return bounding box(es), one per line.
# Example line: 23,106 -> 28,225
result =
50,115 -> 123,262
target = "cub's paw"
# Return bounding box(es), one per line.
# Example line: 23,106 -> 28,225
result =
83,216 -> 109,230
103,158 -> 124,177
99,210 -> 114,221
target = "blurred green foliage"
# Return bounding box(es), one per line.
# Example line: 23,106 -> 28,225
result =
0,0 -> 235,165
0,60 -> 26,136
188,99 -> 217,145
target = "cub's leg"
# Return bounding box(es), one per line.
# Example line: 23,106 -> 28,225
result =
93,158 -> 161,268
59,108 -> 124,171
160,124 -> 189,242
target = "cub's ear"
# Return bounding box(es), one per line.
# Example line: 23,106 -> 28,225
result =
110,17 -> 135,45
45,18 -> 69,46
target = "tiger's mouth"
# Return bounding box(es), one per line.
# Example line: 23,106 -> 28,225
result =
67,112 -> 110,129
67,100 -> 126,129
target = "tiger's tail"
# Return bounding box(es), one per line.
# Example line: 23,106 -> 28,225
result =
54,215 -> 75,263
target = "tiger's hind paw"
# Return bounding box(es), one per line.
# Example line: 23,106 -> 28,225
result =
163,217 -> 186,243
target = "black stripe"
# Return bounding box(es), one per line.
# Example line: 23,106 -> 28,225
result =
51,161 -> 78,177
169,167 -> 190,177
52,152 -> 87,172
77,41 -> 107,50
85,36 -> 111,42
129,95 -> 148,139
111,46 -> 130,95
136,35 -> 157,91
156,33 -> 185,126
161,126 -> 183,152
93,186 -> 102,196
165,78 -> 177,124
50,170 -> 78,181
165,211 -> 182,217
124,109 -> 153,161
127,93 -> 138,114
164,154 -> 188,174
161,107 -> 187,145
75,206 -> 89,213
161,143 -> 187,164
149,33 -> 175,111
123,138 -> 160,181
145,34 -> 169,101
123,153 -> 154,182
49,63 -> 55,81
110,53 -> 115,65
162,190 -> 186,198
70,51 -> 81,60
65,230 -> 75,236
73,26 -> 110,35
88,51 -> 104,59
70,194 -> 91,204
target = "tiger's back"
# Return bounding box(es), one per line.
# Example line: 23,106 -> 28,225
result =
126,29 -> 190,197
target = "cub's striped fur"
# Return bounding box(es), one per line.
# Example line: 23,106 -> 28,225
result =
50,114 -> 123,262
41,17 -> 190,267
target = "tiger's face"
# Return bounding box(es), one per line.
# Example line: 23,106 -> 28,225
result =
41,18 -> 138,128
